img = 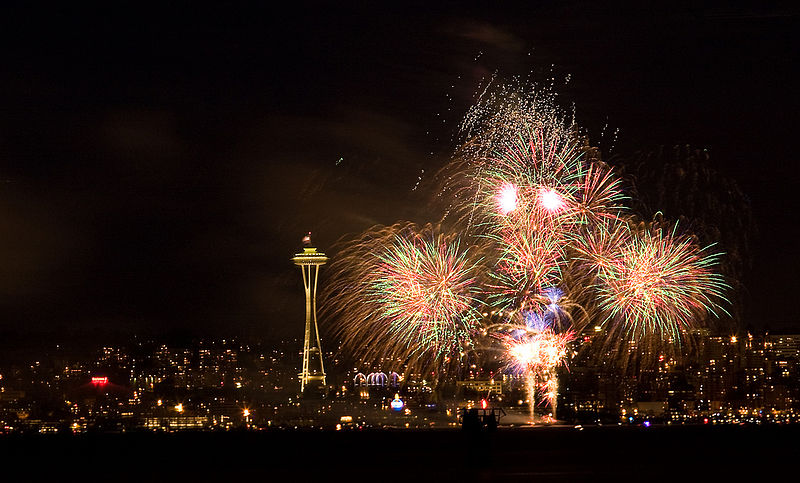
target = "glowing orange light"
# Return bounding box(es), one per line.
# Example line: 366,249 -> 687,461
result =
481,399 -> 488,410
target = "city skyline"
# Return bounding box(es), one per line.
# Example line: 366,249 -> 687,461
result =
1,328 -> 798,434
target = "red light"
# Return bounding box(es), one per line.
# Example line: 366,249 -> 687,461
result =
703,418 -> 709,424
91,376 -> 108,386
481,399 -> 488,410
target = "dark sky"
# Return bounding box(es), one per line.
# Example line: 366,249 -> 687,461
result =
0,3 -> 797,341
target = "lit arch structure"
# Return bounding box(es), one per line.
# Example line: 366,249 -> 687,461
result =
367,372 -> 388,386
353,373 -> 367,386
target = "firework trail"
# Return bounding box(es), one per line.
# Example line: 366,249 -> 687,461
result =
321,223 -> 484,379
458,78 -> 574,164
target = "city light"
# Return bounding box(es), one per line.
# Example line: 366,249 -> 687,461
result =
91,376 -> 108,386
390,394 -> 404,411
0,332 -> 797,436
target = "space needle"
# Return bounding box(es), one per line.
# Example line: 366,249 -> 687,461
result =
291,233 -> 328,393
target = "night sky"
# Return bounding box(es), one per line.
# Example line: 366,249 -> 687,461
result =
0,3 -> 797,342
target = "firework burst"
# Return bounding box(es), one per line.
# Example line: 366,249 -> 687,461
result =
585,220 -> 730,344
488,206 -> 567,310
370,233 -> 481,352
465,127 -> 585,232
503,328 -> 573,375
322,223 -> 484,378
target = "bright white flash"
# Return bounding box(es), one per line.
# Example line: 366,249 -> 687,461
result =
497,183 -> 518,215
538,188 -> 565,212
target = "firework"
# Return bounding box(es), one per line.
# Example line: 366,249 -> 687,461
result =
324,75 -> 730,402
496,183 -> 518,215
458,78 -> 574,163
503,327 -> 573,375
488,204 -> 567,310
434,81 -> 627,321
498,325 -> 574,419
586,220 -> 730,344
435,78 -> 580,234
322,223 -> 484,377
370,233 -> 480,351
464,128 -> 585,232
538,187 -> 566,212
572,161 -> 627,225
540,374 -> 559,415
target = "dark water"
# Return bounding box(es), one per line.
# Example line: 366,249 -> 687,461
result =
2,425 -> 797,481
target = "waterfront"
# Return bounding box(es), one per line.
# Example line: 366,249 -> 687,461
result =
3,425 -> 796,481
